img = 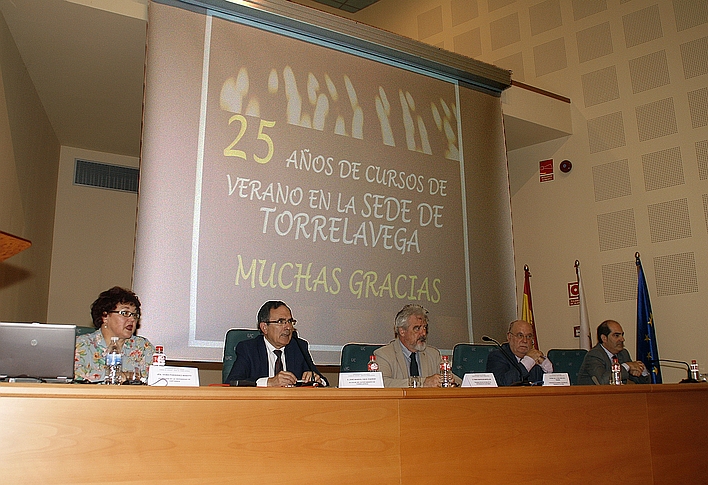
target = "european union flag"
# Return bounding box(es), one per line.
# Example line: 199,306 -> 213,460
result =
636,253 -> 662,384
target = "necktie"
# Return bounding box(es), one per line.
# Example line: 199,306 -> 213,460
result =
274,349 -> 283,375
410,352 -> 419,377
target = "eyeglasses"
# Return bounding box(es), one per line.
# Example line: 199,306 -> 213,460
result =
109,310 -> 141,319
509,332 -> 534,342
264,318 -> 297,326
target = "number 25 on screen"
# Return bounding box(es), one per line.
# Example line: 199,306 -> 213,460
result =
223,114 -> 276,164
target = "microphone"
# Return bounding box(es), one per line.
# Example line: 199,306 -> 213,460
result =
228,379 -> 256,387
649,359 -> 700,383
291,330 -> 328,387
482,335 -> 533,386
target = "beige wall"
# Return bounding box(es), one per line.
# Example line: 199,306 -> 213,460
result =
46,146 -> 139,327
297,0 -> 708,381
0,12 -> 60,322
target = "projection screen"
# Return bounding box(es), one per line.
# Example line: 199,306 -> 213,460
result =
135,0 -> 513,363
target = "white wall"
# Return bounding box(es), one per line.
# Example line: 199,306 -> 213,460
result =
299,0 -> 708,381
46,146 -> 139,327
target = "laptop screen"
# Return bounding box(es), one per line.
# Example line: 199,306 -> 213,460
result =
0,322 -> 76,382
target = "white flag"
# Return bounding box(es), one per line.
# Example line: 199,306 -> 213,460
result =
576,263 -> 592,350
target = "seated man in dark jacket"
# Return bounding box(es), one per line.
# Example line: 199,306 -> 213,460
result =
226,300 -> 327,387
486,320 -> 553,386
577,320 -> 650,385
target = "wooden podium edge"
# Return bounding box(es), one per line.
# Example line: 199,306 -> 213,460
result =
0,230 -> 32,262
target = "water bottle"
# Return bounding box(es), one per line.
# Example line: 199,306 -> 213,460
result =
105,337 -> 122,385
690,360 -> 700,381
152,345 -> 166,366
610,355 -> 622,385
440,355 -> 454,387
367,355 -> 379,372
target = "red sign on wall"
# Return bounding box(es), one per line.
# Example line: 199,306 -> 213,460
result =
540,159 -> 554,182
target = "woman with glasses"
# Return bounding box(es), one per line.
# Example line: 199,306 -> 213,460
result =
74,286 -> 155,383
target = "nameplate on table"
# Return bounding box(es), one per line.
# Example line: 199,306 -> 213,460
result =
338,371 -> 384,388
461,373 -> 498,387
148,365 -> 200,386
542,373 -> 571,386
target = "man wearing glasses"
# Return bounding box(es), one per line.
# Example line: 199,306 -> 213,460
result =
486,320 -> 553,386
226,300 -> 327,387
374,303 -> 461,387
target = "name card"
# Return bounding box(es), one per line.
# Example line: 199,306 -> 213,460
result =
338,371 -> 384,388
148,365 -> 200,386
542,373 -> 571,386
461,373 -> 498,387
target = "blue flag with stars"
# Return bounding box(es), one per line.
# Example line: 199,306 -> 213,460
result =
636,254 -> 662,383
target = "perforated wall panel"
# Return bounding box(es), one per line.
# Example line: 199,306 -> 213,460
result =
680,36 -> 708,79
582,66 -> 620,107
636,98 -> 678,142
673,0 -> 708,32
688,87 -> 708,129
654,252 -> 698,296
623,5 -> 663,48
572,0 -> 607,21
601,260 -> 636,303
593,159 -> 632,202
647,198 -> 692,243
588,111 -> 626,153
642,147 -> 685,191
597,209 -> 637,252
490,12 -> 521,50
529,0 -> 562,36
629,50 -> 670,94
576,22 -> 613,63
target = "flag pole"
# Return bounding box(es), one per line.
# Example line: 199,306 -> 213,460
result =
521,265 -> 539,350
575,260 -> 592,350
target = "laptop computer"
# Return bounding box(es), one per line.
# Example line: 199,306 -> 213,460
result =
0,322 -> 76,382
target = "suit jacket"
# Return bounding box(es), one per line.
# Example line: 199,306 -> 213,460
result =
225,334 -> 326,385
486,343 -> 546,386
577,343 -> 650,385
373,338 -> 460,387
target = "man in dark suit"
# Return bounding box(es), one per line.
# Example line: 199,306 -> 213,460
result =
486,320 -> 553,386
577,320 -> 650,385
226,301 -> 327,387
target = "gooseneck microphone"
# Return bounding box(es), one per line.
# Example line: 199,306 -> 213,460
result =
482,335 -> 533,386
650,359 -> 700,383
292,330 -> 328,387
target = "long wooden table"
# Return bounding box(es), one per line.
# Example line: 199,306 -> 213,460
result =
1,383 -> 706,484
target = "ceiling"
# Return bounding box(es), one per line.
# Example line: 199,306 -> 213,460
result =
0,0 -> 556,161
0,0 -> 148,157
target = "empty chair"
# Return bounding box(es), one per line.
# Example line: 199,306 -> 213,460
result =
547,349 -> 588,385
452,343 -> 496,379
340,343 -> 384,372
222,328 -> 260,383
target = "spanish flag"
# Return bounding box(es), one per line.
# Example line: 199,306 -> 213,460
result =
521,265 -> 539,350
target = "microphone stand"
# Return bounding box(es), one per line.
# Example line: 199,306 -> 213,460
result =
650,359 -> 701,383
482,335 -> 533,386
292,330 -> 328,387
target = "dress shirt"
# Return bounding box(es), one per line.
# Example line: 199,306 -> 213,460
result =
256,338 -> 287,387
601,344 -> 649,377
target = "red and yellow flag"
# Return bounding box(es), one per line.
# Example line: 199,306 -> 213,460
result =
521,265 -> 539,350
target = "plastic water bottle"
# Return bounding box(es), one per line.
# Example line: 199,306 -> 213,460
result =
610,356 -> 622,385
105,337 -> 122,385
367,355 -> 379,372
152,345 -> 166,366
690,360 -> 700,381
440,355 -> 454,387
